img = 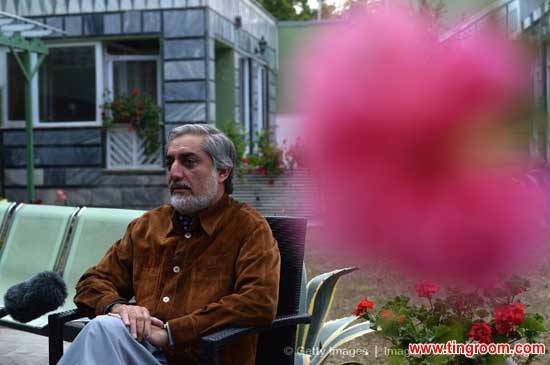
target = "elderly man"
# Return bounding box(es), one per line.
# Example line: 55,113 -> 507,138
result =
58,124 -> 281,365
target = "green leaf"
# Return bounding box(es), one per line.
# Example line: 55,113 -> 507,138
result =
296,267 -> 358,351
520,313 -> 547,332
317,315 -> 361,349
310,321 -> 374,365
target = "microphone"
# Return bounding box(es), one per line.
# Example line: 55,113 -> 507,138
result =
1,271 -> 67,323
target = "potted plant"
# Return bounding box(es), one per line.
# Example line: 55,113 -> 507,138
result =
101,89 -> 161,156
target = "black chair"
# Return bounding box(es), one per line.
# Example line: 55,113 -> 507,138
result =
48,216 -> 310,365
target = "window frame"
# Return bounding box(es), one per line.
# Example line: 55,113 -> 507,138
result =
2,41 -> 103,128
104,53 -> 162,104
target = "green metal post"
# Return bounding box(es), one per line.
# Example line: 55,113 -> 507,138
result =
23,50 -> 34,202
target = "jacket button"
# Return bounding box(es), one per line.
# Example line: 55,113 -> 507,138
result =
162,296 -> 170,303
173,266 -> 181,273
184,232 -> 192,239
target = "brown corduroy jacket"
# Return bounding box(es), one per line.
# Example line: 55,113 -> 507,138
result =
74,195 -> 281,364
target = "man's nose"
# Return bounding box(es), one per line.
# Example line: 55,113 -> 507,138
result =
168,161 -> 185,179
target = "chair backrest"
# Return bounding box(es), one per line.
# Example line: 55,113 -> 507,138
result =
0,204 -> 78,328
58,206 -> 145,312
256,216 -> 307,365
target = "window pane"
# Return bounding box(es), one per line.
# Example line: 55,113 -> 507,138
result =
7,53 -> 25,121
113,60 -> 157,102
39,46 -> 96,122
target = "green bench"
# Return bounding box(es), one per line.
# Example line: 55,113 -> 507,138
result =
0,203 -> 145,333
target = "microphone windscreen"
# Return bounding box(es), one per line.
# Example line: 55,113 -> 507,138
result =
3,271 -> 67,323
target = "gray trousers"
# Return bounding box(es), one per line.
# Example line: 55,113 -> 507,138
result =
57,315 -> 167,365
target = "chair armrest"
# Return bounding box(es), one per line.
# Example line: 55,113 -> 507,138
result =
48,308 -> 87,365
49,308 -> 84,325
199,312 -> 310,365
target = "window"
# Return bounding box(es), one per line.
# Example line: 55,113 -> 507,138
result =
39,46 -> 97,122
106,39 -> 160,101
4,42 -> 102,126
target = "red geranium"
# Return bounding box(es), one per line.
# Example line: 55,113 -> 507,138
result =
358,279 -> 545,364
353,298 -> 374,316
101,88 -> 161,156
494,302 -> 525,335
380,309 -> 394,318
469,321 -> 492,344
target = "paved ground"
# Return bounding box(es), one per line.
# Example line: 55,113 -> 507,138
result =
0,326 -> 69,365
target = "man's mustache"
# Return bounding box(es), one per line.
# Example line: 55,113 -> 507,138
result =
169,181 -> 192,189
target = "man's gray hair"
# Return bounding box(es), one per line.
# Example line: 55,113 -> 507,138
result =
167,124 -> 236,194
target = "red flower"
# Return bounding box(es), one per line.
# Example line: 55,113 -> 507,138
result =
101,111 -> 107,119
494,302 -> 525,335
241,156 -> 249,164
469,321 -> 492,344
414,280 -> 439,300
257,166 -> 266,176
131,89 -> 140,97
495,321 -> 514,335
56,189 -> 67,202
31,199 -> 43,204
510,302 -> 526,325
397,314 -> 406,325
380,309 -> 394,318
354,298 -> 374,316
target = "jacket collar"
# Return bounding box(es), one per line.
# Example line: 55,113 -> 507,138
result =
168,194 -> 230,237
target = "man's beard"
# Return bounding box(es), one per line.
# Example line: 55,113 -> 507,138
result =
170,170 -> 218,215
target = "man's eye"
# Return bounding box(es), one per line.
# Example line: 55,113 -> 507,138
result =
183,158 -> 198,168
165,158 -> 174,169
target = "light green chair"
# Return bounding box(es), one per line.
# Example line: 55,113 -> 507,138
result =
0,203 -> 79,332
58,206 -> 146,313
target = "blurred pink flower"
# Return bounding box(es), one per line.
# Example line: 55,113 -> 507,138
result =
56,189 -> 67,202
295,6 -> 543,286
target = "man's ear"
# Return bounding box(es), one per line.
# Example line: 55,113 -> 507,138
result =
217,168 -> 230,183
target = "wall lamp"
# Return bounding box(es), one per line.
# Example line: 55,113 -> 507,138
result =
234,16 -> 242,29
254,36 -> 267,55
